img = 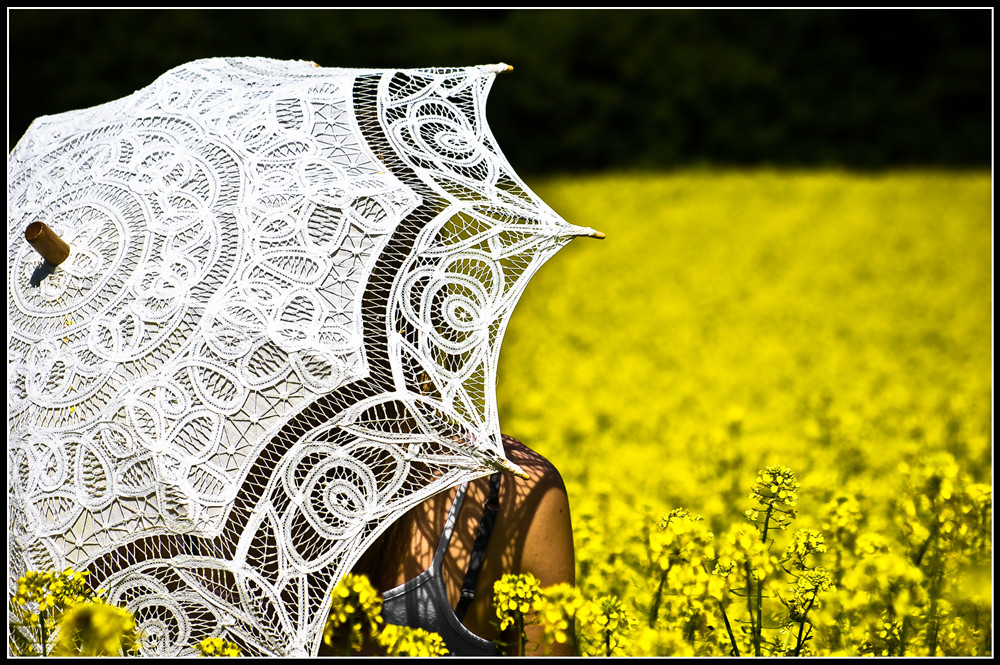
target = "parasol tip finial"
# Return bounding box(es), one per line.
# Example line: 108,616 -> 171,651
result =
25,221 -> 71,265
483,63 -> 514,75
493,456 -> 530,480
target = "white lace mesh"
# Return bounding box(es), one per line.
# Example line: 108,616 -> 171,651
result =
7,57 -> 596,656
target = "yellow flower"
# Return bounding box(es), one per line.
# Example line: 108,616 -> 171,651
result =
194,636 -> 242,657
378,624 -> 449,656
651,509 -> 716,572
323,573 -> 384,653
747,465 -> 800,532
534,583 -> 586,651
784,568 -> 835,623
782,528 -> 827,570
51,600 -> 140,656
9,568 -> 114,656
579,595 -> 634,657
493,573 -> 542,631
713,526 -> 775,585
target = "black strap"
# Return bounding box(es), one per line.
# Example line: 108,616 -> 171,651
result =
454,472 -> 502,621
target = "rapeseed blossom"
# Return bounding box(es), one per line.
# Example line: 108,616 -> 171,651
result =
12,568 -> 96,611
194,636 -> 242,657
378,624 -> 449,656
534,582 -> 587,651
821,493 -> 862,536
782,529 -> 827,570
784,568 -> 835,623
323,573 -> 385,654
493,572 -> 543,655
746,465 -> 799,534
897,453 -> 993,556
651,509 -> 715,572
493,572 -> 543,631
9,568 -> 125,656
51,599 -> 140,657
644,509 -> 725,651
579,594 -> 634,656
713,527 -> 775,584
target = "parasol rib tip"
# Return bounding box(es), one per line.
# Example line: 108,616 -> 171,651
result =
495,456 -> 530,480
483,63 -> 513,75
590,230 -> 606,240
25,221 -> 71,265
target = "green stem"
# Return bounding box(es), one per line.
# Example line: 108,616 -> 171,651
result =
792,595 -> 816,656
343,624 -> 352,657
755,585 -> 764,656
717,599 -> 740,657
926,566 -> 942,656
517,614 -> 525,658
604,628 -> 612,657
744,561 -> 757,656
39,610 -> 48,658
754,505 -> 772,657
648,565 -> 669,628
760,504 -> 773,544
833,542 -> 843,586
912,521 -> 939,567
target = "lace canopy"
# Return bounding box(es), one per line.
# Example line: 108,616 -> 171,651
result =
7,57 -> 598,655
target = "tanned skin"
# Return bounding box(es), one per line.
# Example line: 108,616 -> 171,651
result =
323,436 -> 576,656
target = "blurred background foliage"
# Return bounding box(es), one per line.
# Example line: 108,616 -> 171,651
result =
7,8 -> 992,172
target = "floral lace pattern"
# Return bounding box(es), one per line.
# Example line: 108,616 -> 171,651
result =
7,57 -> 594,656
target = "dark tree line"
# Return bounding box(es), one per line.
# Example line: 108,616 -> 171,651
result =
8,9 -> 991,173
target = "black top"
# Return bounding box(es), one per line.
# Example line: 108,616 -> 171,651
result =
380,473 -> 502,656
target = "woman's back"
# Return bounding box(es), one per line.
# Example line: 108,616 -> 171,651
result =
329,435 -> 575,656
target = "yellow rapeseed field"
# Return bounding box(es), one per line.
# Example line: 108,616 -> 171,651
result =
10,171 -> 991,657
497,169 -> 992,656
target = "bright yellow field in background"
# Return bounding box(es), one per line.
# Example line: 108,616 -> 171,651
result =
9,171 -> 991,657
497,170 -> 992,656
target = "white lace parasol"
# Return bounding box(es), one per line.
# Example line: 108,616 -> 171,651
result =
7,57 -> 600,655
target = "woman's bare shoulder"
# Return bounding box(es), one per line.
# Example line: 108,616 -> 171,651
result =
495,434 -> 574,586
459,436 -> 575,653
500,434 -> 567,493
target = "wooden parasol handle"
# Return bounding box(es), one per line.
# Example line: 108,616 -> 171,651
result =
25,221 -> 71,265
